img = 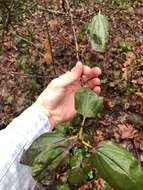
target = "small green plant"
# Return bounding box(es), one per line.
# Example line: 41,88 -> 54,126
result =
139,35 -> 143,43
21,87 -> 103,188
118,41 -> 134,51
111,0 -> 136,5
6,95 -> 14,105
29,79 -> 39,90
0,0 -> 27,30
21,12 -> 143,190
16,57 -> 40,74
21,87 -> 143,190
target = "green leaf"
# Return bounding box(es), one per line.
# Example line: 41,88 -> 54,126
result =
68,167 -> 87,185
118,41 -> 134,51
70,148 -> 84,168
75,87 -> 103,119
20,132 -> 65,166
55,121 -> 73,134
7,96 -> 14,105
92,141 -> 143,190
32,143 -> 70,184
57,184 -> 70,190
88,12 -> 109,52
68,148 -> 88,185
70,114 -> 82,126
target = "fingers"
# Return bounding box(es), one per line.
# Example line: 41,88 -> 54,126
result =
51,62 -> 83,88
83,65 -> 101,78
50,62 -> 101,92
84,77 -> 101,94
82,65 -> 101,94
86,78 -> 100,88
94,86 -> 101,94
71,61 -> 83,75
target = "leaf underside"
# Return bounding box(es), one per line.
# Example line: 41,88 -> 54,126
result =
88,12 -> 109,52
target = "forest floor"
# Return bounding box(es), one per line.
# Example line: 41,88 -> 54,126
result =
0,0 -> 143,189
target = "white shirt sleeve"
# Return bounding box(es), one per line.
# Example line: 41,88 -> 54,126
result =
0,105 -> 52,190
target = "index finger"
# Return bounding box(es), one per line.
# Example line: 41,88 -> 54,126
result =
83,65 -> 101,78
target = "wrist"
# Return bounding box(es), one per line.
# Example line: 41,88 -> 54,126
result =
33,103 -> 56,128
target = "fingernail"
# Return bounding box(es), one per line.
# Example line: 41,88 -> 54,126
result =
76,61 -> 82,66
95,67 -> 102,75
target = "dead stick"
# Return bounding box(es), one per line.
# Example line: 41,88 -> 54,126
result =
64,0 -> 80,62
0,69 -> 95,84
12,31 -> 44,57
40,8 -> 66,15
0,70 -> 57,79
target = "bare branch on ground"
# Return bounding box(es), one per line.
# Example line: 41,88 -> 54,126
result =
64,0 -> 80,62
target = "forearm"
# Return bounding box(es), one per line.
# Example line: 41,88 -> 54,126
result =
0,105 -> 52,190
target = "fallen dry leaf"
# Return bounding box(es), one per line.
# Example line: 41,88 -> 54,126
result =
48,19 -> 59,30
123,52 -> 136,67
43,33 -> 52,64
44,52 -> 52,65
127,113 -> 143,128
94,178 -> 105,190
103,97 -> 114,110
135,92 -> 143,100
117,124 -> 138,139
79,182 -> 92,190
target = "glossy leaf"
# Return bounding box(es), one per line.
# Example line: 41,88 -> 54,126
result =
68,148 -> 88,185
55,121 -> 73,134
68,167 -> 87,185
92,141 -> 143,190
88,12 -> 109,52
75,87 -> 103,119
70,148 -> 84,168
32,143 -> 70,184
57,184 -> 70,190
70,114 -> 82,126
20,132 -> 65,166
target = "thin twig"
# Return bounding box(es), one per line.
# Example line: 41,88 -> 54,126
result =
82,76 -> 96,86
11,31 -> 44,57
81,11 -> 95,19
2,0 -> 14,44
0,69 -> 96,84
64,0 -> 80,62
39,7 -> 93,19
3,0 -> 14,29
40,8 -> 66,15
131,139 -> 140,163
8,23 -> 44,57
0,70 -> 58,79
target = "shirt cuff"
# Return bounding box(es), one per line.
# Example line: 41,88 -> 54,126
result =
11,104 -> 53,144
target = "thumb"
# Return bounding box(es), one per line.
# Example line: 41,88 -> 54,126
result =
71,61 -> 83,80
52,61 -> 83,88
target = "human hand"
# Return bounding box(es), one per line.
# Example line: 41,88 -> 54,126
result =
35,62 -> 101,127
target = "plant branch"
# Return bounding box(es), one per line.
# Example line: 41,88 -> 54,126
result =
82,76 -> 97,86
79,116 -> 86,140
1,0 -> 14,45
79,116 -> 93,148
11,31 -> 44,57
0,69 -> 57,79
67,135 -> 78,141
3,0 -> 14,29
40,8 -> 66,15
82,140 -> 93,148
64,0 -> 80,62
